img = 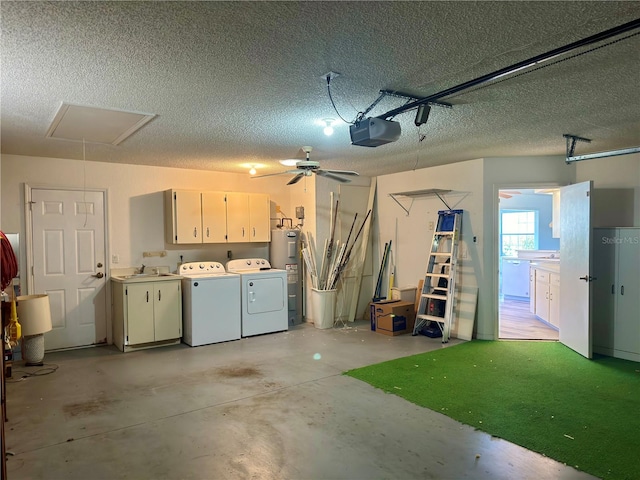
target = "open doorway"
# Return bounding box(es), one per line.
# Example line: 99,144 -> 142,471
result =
498,188 -> 559,340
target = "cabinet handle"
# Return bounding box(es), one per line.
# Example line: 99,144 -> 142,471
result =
158,289 -> 162,301
621,285 -> 624,295
206,227 -> 210,238
146,291 -> 149,302
253,227 -> 256,237
611,284 -> 615,295
242,227 -> 245,237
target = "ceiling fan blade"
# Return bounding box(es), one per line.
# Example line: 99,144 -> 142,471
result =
320,169 -> 359,176
287,173 -> 305,185
252,169 -> 298,179
315,170 -> 351,183
499,193 -> 512,199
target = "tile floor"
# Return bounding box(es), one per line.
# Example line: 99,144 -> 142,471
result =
5,322 -> 595,479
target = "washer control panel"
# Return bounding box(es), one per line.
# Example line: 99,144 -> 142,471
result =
179,262 -> 226,274
226,258 -> 271,272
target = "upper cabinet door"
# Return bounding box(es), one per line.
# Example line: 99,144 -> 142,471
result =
202,191 -> 227,243
166,190 -> 202,244
226,192 -> 250,243
249,193 -> 271,242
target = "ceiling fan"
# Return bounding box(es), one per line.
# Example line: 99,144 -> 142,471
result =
498,190 -> 522,199
252,146 -> 359,185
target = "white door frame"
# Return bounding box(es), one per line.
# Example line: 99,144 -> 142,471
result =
24,183 -> 112,346
492,182 -> 564,340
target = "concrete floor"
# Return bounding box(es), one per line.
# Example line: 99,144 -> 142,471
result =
6,322 -> 596,480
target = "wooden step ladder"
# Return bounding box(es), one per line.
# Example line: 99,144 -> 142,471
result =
413,209 -> 463,343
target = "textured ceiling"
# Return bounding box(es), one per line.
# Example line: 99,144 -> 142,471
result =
2,2 -> 639,179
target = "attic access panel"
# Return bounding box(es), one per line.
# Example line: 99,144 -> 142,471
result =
46,103 -> 156,145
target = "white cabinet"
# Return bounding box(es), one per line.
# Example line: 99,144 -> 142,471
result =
529,265 -> 536,313
165,189 -> 270,244
226,192 -> 250,242
226,192 -> 271,243
534,268 -> 560,328
535,270 -> 550,321
112,279 -> 182,352
249,193 -> 271,242
202,191 -> 227,243
548,274 -> 560,328
165,190 -> 202,243
592,227 -> 640,362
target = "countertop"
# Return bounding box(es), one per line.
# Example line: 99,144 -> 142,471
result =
110,265 -> 182,284
529,260 -> 560,273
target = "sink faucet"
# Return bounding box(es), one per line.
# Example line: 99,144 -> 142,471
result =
139,264 -> 146,274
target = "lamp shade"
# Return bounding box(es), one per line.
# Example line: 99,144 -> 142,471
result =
17,294 -> 53,336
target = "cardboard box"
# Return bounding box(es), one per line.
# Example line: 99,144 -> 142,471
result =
372,300 -> 416,336
369,299 -> 399,331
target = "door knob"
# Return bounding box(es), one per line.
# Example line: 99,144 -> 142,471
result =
93,272 -> 104,278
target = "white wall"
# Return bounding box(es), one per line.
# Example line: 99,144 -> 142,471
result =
576,153 -> 640,226
1,154 -> 302,285
376,155 -> 578,341
376,158 -> 484,330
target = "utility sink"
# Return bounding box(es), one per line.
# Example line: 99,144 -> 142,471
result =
121,273 -> 176,279
111,272 -> 182,283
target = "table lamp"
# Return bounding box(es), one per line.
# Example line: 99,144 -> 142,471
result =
17,294 -> 53,366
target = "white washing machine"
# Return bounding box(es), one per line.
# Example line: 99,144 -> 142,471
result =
226,258 -> 288,337
180,261 -> 241,346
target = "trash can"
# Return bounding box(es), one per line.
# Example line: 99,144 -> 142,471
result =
311,288 -> 337,329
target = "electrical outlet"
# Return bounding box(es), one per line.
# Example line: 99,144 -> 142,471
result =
276,205 -> 281,213
112,254 -> 119,264
227,250 -> 232,259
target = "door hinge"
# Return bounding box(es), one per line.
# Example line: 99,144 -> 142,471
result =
586,191 -> 590,197
125,287 -> 128,295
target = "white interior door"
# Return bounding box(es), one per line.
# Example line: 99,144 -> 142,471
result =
30,188 -> 107,350
559,181 -> 593,358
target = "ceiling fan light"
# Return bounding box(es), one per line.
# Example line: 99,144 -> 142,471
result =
323,125 -> 334,136
249,167 -> 257,175
280,159 -> 299,166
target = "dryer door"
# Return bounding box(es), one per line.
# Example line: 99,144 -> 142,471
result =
246,276 -> 285,314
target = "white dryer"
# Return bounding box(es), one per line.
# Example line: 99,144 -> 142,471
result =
226,258 -> 288,337
180,261 -> 241,346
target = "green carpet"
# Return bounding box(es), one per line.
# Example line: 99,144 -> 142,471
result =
345,340 -> 640,480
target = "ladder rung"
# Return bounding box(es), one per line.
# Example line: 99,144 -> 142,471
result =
422,293 -> 447,300
417,314 -> 445,322
425,273 -> 448,278
434,231 -> 454,236
429,252 -> 451,257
